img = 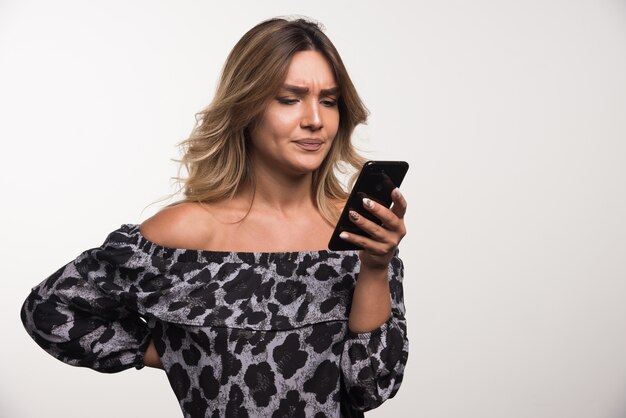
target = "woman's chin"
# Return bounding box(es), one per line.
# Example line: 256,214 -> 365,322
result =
252,153 -> 328,177
288,157 -> 326,175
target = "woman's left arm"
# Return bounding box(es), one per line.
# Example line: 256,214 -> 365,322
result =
342,187 -> 407,333
339,188 -> 409,411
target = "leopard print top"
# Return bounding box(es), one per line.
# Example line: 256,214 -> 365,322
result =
21,224 -> 408,417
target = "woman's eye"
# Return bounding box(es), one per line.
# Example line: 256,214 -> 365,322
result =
321,99 -> 337,107
277,97 -> 298,105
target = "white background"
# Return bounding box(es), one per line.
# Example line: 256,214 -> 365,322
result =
1,1 -> 625,417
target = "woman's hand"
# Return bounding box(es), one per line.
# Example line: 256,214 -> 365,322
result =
340,187 -> 407,270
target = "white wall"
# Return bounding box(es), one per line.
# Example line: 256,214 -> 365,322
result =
1,1 -> 625,417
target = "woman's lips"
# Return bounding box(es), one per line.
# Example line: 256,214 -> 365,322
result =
294,139 -> 323,151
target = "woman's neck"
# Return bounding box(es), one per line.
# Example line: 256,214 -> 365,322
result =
240,162 -> 317,217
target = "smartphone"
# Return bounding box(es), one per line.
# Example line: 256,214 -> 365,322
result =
328,160 -> 409,251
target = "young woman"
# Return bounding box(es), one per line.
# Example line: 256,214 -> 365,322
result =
21,17 -> 408,417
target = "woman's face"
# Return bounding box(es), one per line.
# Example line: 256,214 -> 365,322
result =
249,50 -> 340,177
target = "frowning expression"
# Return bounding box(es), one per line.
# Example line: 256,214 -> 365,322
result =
248,50 -> 340,176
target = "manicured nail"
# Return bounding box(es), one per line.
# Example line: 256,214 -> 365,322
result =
362,198 -> 374,209
392,188 -> 402,198
339,232 -> 349,240
349,210 -> 360,221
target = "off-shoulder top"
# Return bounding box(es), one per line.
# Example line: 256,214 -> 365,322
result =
20,224 -> 408,418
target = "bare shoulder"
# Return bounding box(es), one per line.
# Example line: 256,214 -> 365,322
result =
139,202 -> 214,250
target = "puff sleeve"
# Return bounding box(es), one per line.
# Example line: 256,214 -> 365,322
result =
340,255 -> 409,411
20,229 -> 152,373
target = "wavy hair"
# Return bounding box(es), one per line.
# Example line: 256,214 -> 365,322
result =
164,17 -> 368,225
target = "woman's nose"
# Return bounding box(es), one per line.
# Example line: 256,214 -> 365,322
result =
301,100 -> 323,131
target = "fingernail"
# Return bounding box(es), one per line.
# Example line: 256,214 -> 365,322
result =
362,198 -> 374,209
392,188 -> 402,198
339,232 -> 349,240
349,210 -> 360,221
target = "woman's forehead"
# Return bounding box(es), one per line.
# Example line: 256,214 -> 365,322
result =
282,50 -> 337,90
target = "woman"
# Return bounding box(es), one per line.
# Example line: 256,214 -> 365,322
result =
21,17 -> 408,417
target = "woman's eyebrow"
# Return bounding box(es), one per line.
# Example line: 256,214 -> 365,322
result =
280,84 -> 340,96
320,86 -> 340,97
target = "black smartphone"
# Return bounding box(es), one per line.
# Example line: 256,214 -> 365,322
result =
328,160 -> 409,251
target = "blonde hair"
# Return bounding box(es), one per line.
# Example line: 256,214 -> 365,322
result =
165,17 -> 368,225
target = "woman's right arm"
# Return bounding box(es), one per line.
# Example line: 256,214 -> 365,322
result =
143,339 -> 163,369
20,249 -> 153,373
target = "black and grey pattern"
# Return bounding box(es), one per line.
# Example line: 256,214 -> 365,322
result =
21,224 -> 408,417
